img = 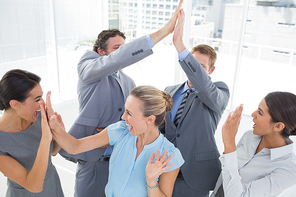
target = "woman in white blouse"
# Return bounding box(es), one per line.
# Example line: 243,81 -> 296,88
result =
211,91 -> 296,197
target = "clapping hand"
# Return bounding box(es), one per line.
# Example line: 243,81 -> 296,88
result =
222,104 -> 243,154
145,149 -> 173,187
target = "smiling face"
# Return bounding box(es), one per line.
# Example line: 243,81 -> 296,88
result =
121,95 -> 149,136
16,83 -> 43,123
251,99 -> 275,136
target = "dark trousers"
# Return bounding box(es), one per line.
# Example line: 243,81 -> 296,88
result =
173,177 -> 209,197
74,159 -> 109,197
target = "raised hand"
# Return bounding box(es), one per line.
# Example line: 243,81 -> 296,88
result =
145,149 -> 173,187
222,104 -> 243,154
164,0 -> 184,34
39,101 -> 52,142
173,9 -> 186,53
150,0 -> 183,45
45,91 -> 54,119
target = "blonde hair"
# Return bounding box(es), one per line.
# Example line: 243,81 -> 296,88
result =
130,85 -> 173,126
191,44 -> 217,69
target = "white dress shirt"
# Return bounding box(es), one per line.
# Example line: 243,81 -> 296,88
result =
212,130 -> 296,197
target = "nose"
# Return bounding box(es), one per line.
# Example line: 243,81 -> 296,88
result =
121,112 -> 126,121
251,111 -> 255,118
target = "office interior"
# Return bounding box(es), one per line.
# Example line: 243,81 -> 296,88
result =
0,0 -> 295,196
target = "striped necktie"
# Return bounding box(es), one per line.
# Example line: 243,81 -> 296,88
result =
174,89 -> 191,126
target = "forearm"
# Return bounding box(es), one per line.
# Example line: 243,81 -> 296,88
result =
52,128 -> 80,155
51,140 -> 61,156
25,137 -> 51,193
150,28 -> 169,46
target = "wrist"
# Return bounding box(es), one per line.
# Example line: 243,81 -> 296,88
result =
147,181 -> 159,190
224,143 -> 236,154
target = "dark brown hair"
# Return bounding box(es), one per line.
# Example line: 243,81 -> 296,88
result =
0,69 -> 41,110
93,29 -> 125,53
265,91 -> 296,138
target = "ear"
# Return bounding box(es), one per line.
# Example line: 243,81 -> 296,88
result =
9,100 -> 20,110
146,115 -> 156,125
273,122 -> 285,132
208,66 -> 215,75
97,48 -> 106,56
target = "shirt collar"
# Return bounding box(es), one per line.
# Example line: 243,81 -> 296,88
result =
252,133 -> 294,161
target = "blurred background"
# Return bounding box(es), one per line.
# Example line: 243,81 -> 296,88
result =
0,0 -> 295,196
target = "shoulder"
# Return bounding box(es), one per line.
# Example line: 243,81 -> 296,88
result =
78,51 -> 101,63
160,135 -> 184,169
165,83 -> 184,94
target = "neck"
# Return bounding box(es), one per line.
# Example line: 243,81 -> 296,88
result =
0,110 -> 31,132
136,126 -> 159,149
256,133 -> 286,154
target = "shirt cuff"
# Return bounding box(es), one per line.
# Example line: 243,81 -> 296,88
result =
146,35 -> 154,49
178,49 -> 190,60
220,151 -> 238,171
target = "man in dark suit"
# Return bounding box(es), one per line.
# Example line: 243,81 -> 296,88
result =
159,9 -> 230,197
58,1 -> 184,197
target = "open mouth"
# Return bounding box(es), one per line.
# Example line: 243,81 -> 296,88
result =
34,111 -> 38,118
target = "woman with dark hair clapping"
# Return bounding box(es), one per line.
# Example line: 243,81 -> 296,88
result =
0,69 -> 64,197
211,91 -> 296,197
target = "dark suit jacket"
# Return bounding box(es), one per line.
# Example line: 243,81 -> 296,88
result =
159,52 -> 230,191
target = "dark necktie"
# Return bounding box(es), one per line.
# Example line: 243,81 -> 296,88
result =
174,89 -> 191,126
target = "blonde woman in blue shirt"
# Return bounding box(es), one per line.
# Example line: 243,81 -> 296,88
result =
211,91 -> 296,197
47,85 -> 184,197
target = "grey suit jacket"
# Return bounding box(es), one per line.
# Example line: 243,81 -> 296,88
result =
59,36 -> 153,161
159,52 -> 230,191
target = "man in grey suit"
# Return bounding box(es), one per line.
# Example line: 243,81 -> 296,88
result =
59,1 -> 184,197
159,10 -> 230,197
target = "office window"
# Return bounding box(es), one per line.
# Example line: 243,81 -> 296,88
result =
159,11 -> 163,15
159,4 -> 164,9
166,5 -> 171,9
153,4 -> 157,9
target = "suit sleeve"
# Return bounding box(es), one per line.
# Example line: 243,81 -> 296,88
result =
78,36 -> 153,84
179,52 -> 230,113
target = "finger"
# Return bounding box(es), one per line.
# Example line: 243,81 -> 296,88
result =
39,101 -> 47,124
148,152 -> 155,165
163,162 -> 173,171
171,0 -> 183,22
160,150 -> 168,163
156,149 -> 161,161
46,91 -> 54,117
175,0 -> 183,13
164,154 -> 173,165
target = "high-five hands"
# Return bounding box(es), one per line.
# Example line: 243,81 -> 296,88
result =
173,8 -> 186,53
